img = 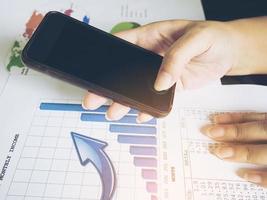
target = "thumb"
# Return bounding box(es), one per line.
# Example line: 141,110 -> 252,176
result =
154,30 -> 212,91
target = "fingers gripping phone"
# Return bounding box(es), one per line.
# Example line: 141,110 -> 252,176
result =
22,11 -> 175,117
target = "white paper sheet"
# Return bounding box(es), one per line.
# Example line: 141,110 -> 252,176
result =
1,1 -> 267,200
1,74 -> 267,200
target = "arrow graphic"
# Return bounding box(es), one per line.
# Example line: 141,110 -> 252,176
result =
71,132 -> 116,200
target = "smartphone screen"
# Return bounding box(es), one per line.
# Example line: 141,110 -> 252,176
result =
23,12 -> 175,116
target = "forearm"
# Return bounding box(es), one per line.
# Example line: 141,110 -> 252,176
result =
227,16 -> 267,75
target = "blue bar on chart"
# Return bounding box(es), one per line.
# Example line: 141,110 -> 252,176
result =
81,113 -> 110,123
118,135 -> 157,145
40,103 -> 86,112
142,169 -> 157,180
110,124 -> 156,134
130,146 -> 157,156
81,113 -> 156,125
40,103 -> 139,114
134,157 -> 157,167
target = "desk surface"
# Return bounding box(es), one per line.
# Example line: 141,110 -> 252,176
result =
202,0 -> 267,21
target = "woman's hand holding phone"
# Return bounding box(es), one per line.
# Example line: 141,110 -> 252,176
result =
83,20 -> 241,122
83,16 -> 267,187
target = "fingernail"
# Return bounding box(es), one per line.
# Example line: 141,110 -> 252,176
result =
154,71 -> 173,91
214,146 -> 234,159
82,99 -> 101,110
81,101 -> 88,110
136,114 -> 153,124
243,173 -> 262,183
136,117 -> 141,124
176,79 -> 184,92
202,126 -> 224,138
106,109 -> 127,121
105,113 -> 113,121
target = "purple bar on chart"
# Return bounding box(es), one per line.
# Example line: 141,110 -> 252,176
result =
146,182 -> 158,193
110,124 -> 156,134
130,146 -> 157,156
142,169 -> 157,180
151,195 -> 158,200
134,157 -> 157,167
118,135 -> 157,145
81,113 -> 156,125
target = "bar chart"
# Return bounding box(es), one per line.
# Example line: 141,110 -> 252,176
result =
6,102 -> 160,200
40,102 -> 159,199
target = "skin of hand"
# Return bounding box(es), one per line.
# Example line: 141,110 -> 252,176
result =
82,17 -> 267,122
201,113 -> 267,188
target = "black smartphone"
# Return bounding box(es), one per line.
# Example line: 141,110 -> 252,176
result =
22,11 -> 175,117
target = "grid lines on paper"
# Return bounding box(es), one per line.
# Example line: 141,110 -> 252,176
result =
5,100 -> 149,200
178,108 -> 267,200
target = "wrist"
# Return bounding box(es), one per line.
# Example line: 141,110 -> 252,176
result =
226,17 -> 267,75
